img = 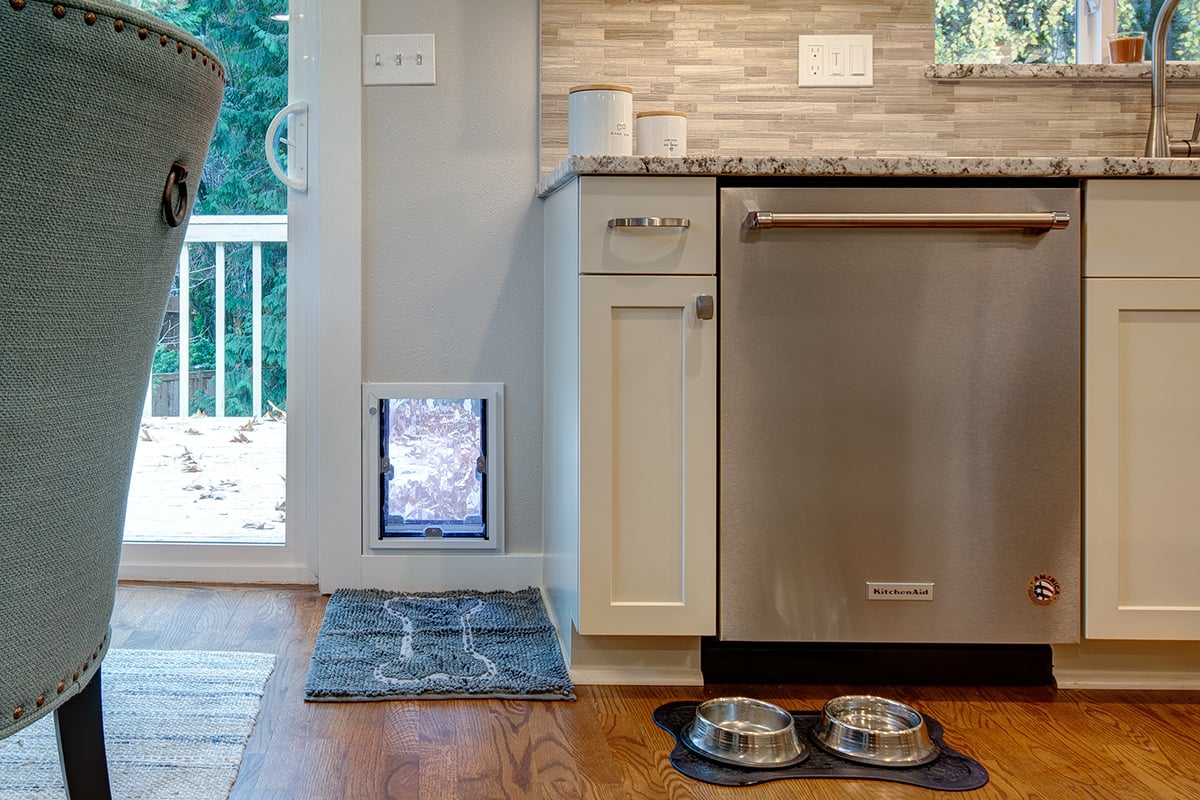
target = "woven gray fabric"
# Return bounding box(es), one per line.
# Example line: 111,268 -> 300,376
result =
0,0 -> 224,739
305,588 -> 577,701
0,649 -> 275,799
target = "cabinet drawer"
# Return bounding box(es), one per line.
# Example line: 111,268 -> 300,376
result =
578,176 -> 716,275
1085,179 -> 1200,277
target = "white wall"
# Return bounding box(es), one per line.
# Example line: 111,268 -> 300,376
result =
361,1 -> 543,555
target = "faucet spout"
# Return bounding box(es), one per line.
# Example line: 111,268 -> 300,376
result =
1146,0 -> 1186,157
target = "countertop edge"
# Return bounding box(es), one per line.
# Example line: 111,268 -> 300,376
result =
924,62 -> 1200,81
537,155 -> 1200,197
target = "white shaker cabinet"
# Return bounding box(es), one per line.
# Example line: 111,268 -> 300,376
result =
543,176 -> 716,637
1084,179 -> 1200,639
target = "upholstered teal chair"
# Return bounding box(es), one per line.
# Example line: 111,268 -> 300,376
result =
1,1 -> 223,796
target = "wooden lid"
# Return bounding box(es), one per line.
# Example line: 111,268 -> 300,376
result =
569,83 -> 633,94
636,110 -> 687,119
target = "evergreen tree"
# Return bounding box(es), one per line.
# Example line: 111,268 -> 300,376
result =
936,0 -> 1076,63
936,0 -> 1200,63
132,0 -> 289,417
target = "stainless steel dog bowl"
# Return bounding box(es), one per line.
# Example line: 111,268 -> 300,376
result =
812,695 -> 938,767
683,697 -> 808,768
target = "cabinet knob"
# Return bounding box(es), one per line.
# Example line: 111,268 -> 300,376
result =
695,294 -> 715,320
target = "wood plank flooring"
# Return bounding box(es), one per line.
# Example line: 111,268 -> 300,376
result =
109,584 -> 1200,799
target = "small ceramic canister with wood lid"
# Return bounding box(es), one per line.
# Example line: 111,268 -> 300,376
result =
568,84 -> 634,156
636,110 -> 687,157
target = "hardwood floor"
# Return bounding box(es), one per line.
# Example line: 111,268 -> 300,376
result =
109,584 -> 1200,799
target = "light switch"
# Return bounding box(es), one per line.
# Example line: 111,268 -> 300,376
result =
362,34 -> 436,86
797,35 -> 873,87
829,46 -> 845,76
850,44 -> 867,76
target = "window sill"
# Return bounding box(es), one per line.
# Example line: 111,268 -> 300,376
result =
926,63 -> 1200,82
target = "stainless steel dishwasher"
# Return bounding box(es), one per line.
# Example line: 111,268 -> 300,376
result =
718,182 -> 1081,645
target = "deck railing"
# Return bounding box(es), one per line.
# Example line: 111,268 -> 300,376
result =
146,214 -> 287,418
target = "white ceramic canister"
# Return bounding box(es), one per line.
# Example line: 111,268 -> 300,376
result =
635,110 -> 687,158
568,84 -> 634,156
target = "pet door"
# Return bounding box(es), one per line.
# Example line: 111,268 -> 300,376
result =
362,383 -> 503,550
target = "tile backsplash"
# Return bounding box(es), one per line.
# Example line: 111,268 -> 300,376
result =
541,0 -> 1199,173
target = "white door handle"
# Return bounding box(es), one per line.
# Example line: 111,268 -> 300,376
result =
265,100 -> 309,192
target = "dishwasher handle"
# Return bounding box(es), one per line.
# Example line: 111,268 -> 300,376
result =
747,210 -> 1071,231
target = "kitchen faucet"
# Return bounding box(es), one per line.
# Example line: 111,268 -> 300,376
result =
1146,0 -> 1200,156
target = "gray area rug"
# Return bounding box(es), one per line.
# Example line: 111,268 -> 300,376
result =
305,587 -> 575,701
0,649 -> 275,800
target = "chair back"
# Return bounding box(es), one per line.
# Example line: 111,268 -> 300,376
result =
1,0 -> 224,736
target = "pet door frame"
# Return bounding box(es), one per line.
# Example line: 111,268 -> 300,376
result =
362,382 -> 504,551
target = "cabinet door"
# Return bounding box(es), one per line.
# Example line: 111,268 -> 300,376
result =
1086,278 -> 1200,639
577,274 -> 716,635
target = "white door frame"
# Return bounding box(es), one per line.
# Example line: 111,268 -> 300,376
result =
120,0 -> 363,585
312,0 -> 365,591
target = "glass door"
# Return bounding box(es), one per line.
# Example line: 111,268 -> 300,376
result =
119,0 -> 314,582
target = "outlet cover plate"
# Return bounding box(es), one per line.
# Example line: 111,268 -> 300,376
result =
363,34 -> 436,86
797,34 -> 873,87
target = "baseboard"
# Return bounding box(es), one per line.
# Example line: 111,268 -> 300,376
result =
118,560 -> 315,584
569,666 -> 704,686
562,625 -> 704,686
1052,640 -> 1200,689
355,553 -> 542,592
1053,669 -> 1200,689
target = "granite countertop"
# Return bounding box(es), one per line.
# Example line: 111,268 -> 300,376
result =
538,155 -> 1200,197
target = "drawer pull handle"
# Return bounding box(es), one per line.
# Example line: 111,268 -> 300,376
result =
607,216 -> 691,229
695,294 -> 715,321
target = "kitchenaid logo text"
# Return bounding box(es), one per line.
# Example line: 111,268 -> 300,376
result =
865,582 -> 935,601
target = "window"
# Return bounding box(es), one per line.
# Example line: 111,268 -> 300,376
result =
362,383 -> 504,551
935,0 -> 1200,64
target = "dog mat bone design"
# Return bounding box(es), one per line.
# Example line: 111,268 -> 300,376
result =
304,587 -> 575,701
653,701 -> 989,791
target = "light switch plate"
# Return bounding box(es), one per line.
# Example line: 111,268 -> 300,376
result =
797,35 -> 873,87
363,34 -> 436,86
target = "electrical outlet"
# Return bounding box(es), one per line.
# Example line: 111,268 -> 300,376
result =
807,44 -> 823,77
362,34 -> 436,86
797,35 -> 873,87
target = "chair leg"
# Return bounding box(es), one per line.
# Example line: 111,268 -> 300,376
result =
53,666 -> 113,800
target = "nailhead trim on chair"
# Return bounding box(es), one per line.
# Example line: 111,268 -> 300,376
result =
11,634 -> 108,723
5,0 -> 226,81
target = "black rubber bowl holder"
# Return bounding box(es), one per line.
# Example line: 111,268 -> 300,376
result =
653,700 -> 989,791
